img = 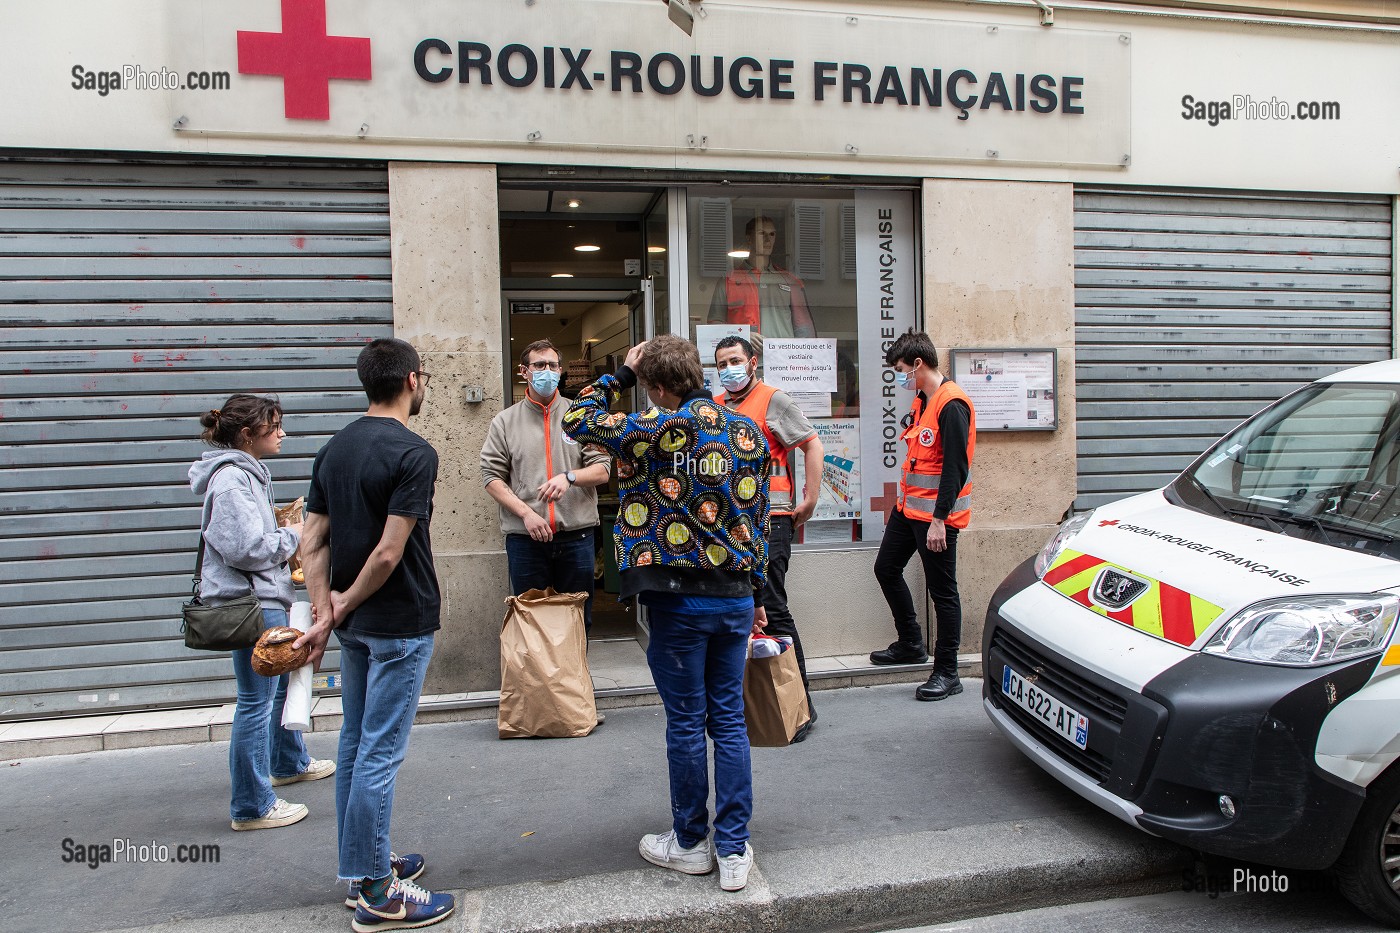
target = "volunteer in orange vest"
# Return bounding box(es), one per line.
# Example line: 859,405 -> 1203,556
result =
714,335 -> 825,741
869,331 -> 977,702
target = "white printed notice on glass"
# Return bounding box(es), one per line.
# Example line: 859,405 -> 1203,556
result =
764,338 -> 837,394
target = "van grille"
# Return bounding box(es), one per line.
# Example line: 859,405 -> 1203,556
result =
990,629 -> 1130,784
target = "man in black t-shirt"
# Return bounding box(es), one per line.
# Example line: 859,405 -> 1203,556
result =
296,337 -> 455,931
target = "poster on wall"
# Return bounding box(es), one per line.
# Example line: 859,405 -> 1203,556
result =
792,419 -> 862,525
950,349 -> 1058,430
855,190 -> 917,540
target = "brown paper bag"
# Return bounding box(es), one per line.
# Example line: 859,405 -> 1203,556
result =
498,588 -> 597,739
274,497 -> 305,581
743,648 -> 811,747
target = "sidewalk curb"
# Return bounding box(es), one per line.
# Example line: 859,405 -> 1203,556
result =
0,658 -> 981,762
102,816 -> 1189,933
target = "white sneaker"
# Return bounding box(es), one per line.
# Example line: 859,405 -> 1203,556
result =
231,798 -> 308,831
718,844 -> 754,891
272,757 -> 337,786
638,830 -> 715,875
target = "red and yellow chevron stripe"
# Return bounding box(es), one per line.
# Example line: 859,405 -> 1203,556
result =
1041,549 -> 1224,647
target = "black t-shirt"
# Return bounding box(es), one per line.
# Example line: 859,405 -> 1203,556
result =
306,416 -> 441,637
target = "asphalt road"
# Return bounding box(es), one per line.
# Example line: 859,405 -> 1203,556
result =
0,681 -> 1377,933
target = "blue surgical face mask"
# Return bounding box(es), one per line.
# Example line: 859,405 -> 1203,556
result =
718,363 -> 752,392
895,368 -> 916,390
529,369 -> 560,397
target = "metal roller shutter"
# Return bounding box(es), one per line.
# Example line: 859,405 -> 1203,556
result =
0,159 -> 392,719
1074,187 -> 1394,511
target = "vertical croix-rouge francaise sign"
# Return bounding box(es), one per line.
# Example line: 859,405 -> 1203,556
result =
236,0 -> 371,120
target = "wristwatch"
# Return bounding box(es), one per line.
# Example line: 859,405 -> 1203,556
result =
566,470 -> 577,485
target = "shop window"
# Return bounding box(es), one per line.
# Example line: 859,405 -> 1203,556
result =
686,187 -> 919,546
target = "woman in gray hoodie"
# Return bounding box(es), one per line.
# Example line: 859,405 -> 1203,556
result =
188,394 -> 335,831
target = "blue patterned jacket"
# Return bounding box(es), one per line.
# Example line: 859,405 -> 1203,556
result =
562,367 -> 770,600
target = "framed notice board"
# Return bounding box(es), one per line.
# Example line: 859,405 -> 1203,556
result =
948,348 -> 1058,431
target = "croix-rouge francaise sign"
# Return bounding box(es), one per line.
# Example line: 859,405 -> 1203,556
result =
183,0 -> 1131,167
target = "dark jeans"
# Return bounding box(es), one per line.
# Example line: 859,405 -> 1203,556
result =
505,527 -> 596,631
761,516 -> 811,699
873,509 -> 962,673
645,602 -> 754,857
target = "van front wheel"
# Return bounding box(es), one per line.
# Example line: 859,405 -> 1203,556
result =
1337,767 -> 1400,927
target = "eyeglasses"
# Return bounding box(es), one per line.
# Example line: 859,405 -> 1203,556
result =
416,370 -> 431,385
526,361 -> 562,372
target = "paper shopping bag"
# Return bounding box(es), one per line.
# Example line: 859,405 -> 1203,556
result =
743,646 -> 811,747
274,497 -> 305,581
498,588 -> 597,739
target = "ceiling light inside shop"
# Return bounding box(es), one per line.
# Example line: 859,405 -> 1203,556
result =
728,250 -> 750,259
566,199 -> 582,209
574,244 -> 601,252
648,246 -> 666,253
551,273 -> 575,278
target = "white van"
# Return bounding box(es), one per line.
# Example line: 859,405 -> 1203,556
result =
982,359 -> 1400,926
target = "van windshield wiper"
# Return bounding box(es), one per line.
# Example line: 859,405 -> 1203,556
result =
1307,513 -> 1395,547
1273,512 -> 1335,546
1190,477 -> 1285,532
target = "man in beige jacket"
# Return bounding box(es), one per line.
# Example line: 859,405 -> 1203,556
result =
481,339 -> 612,629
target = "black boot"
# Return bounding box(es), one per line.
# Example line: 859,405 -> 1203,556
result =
914,670 -> 963,702
869,641 -> 929,666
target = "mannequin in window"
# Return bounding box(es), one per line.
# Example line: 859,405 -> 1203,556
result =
707,216 -> 817,340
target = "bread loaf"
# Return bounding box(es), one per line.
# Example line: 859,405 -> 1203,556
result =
251,626 -> 310,677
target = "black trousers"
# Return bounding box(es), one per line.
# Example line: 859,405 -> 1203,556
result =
873,508 -> 961,673
760,515 -> 812,698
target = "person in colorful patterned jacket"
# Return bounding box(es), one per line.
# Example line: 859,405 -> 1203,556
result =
562,335 -> 771,894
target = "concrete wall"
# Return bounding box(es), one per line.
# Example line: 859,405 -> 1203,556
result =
920,179 -> 1079,654
389,162 -> 512,695
785,548 -> 927,658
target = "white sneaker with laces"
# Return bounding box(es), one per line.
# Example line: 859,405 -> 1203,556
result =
638,830 -> 715,875
718,843 -> 754,891
272,757 -> 337,786
231,797 -> 308,831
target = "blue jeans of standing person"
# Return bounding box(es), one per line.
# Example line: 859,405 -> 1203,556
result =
641,593 -> 754,857
228,606 -> 310,821
334,629 -> 435,883
505,527 -> 596,630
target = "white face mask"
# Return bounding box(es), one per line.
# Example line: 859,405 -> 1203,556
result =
718,363 -> 752,392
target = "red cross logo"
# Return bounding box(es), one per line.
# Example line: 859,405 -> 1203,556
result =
868,482 -> 902,518
1098,519 -> 1119,527
237,0 -> 371,121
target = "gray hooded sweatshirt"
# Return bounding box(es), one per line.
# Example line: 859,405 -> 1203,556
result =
188,449 -> 300,612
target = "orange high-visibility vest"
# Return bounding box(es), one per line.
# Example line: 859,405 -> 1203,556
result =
897,380 -> 976,528
715,381 -> 794,513
720,267 -> 817,336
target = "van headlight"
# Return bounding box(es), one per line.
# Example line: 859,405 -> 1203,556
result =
1202,595 -> 1399,667
1034,511 -> 1095,578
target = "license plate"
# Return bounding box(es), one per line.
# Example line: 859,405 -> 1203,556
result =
1002,665 -> 1089,750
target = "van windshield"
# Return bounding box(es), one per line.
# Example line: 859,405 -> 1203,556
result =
1179,382 -> 1400,559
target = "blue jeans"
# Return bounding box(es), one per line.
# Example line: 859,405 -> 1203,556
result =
229,607 -> 310,821
334,629 -> 434,882
505,528 -> 596,630
644,600 -> 754,857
